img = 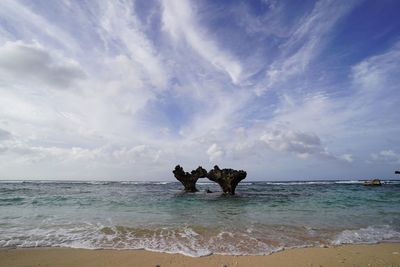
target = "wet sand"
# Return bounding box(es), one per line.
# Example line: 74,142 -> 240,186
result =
1,243 -> 399,267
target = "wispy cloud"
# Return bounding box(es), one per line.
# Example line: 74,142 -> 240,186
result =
0,0 -> 80,52
351,41 -> 400,93
370,150 -> 400,164
162,0 -> 242,84
99,0 -> 168,89
257,0 -> 359,95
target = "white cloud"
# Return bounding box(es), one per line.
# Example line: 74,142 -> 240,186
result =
260,127 -> 324,158
351,41 -> 400,92
257,0 -> 357,94
0,128 -> 11,140
0,41 -> 85,89
338,154 -> 354,163
98,0 -> 168,89
207,143 -> 224,162
162,0 -> 242,84
237,0 -> 291,38
0,0 -> 80,53
0,140 -> 164,168
370,150 -> 400,164
257,125 -> 352,162
113,145 -> 162,164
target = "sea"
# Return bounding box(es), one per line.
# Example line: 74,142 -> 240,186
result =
0,180 -> 399,257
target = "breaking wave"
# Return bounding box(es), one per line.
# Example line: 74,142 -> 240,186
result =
332,225 -> 400,245
1,224 -> 399,257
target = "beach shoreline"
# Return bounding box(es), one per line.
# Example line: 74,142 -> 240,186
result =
1,243 -> 399,267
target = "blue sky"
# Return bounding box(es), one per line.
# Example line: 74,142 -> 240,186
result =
0,0 -> 399,180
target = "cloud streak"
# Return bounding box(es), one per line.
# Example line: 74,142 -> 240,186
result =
162,0 -> 242,84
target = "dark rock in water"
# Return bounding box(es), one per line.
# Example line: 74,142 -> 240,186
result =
205,189 -> 213,193
395,171 -> 400,174
207,165 -> 247,195
363,179 -> 382,186
173,165 -> 207,192
172,165 -> 248,194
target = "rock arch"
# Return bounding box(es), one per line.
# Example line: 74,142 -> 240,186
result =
172,165 -> 247,195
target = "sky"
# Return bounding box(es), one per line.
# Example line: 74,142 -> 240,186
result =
0,0 -> 400,181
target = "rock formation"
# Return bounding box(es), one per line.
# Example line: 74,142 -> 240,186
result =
395,171 -> 400,174
173,165 -> 247,194
363,179 -> 382,186
172,165 -> 207,192
207,165 -> 247,195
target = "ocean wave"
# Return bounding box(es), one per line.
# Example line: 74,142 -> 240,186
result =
263,180 -> 369,185
119,181 -> 173,185
383,180 -> 400,185
0,181 -> 175,186
332,225 -> 400,245
0,196 -> 26,206
197,182 -> 254,185
264,181 -> 332,185
334,180 -> 364,184
0,224 -> 290,257
12,181 -> 110,185
1,223 -> 400,257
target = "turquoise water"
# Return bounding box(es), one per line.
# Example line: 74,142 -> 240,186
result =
0,180 -> 399,256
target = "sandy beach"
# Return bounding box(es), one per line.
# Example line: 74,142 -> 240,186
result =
0,243 -> 399,267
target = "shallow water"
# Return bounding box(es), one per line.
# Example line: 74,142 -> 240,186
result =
0,180 -> 399,256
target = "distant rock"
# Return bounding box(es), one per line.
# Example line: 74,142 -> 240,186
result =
172,165 -> 207,192
172,165 -> 248,194
395,171 -> 400,174
363,179 -> 382,186
207,165 -> 247,195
